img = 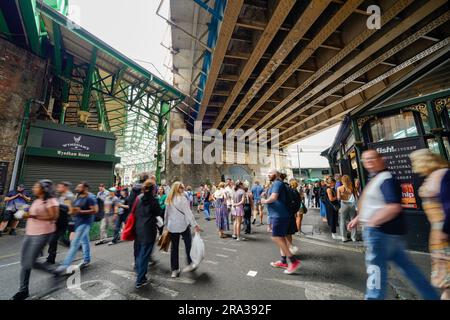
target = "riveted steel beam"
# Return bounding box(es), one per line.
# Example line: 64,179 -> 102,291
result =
223,0 -> 331,132
240,0 -> 364,135
259,0 -> 419,131
278,38 -> 450,145
211,0 -> 296,129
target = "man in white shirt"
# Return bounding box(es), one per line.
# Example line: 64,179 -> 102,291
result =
348,150 -> 438,300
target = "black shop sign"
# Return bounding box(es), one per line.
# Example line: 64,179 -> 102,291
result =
368,137 -> 426,209
41,129 -> 106,154
0,162 -> 8,195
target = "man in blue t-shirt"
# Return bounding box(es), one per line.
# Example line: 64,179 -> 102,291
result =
55,181 -> 97,275
0,184 -> 31,236
251,181 -> 264,225
261,169 -> 301,275
348,150 -> 438,300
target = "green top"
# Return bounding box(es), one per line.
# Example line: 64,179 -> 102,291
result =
158,194 -> 167,210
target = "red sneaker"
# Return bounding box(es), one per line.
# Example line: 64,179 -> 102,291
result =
270,261 -> 288,269
284,260 -> 301,274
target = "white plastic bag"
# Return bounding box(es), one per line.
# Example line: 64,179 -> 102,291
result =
190,232 -> 205,266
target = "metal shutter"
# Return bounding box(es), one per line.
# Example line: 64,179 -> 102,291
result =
22,156 -> 114,191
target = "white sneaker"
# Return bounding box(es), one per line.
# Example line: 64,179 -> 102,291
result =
171,269 -> 180,278
182,264 -> 197,273
331,233 -> 339,240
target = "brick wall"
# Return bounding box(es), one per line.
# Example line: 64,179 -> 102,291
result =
0,37 -> 46,197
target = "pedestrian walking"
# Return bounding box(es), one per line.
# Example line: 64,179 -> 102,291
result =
213,182 -> 229,238
312,182 -> 321,209
203,185 -> 212,221
284,177 -> 300,255
243,187 -> 253,235
164,182 -> 201,278
225,179 -> 234,223
251,181 -> 264,225
337,175 -> 357,242
411,149 -> 450,300
46,181 -> 74,264
11,180 -> 59,300
325,177 -> 340,240
96,187 -> 119,245
134,180 -> 161,288
109,188 -> 130,245
231,182 -> 245,241
54,182 -> 97,276
157,186 -> 167,231
262,169 -> 301,275
348,149 -> 439,300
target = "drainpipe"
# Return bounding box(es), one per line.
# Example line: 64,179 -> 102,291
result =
9,100 -> 32,191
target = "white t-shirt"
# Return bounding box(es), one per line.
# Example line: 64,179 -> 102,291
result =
224,186 -> 234,206
213,189 -> 225,199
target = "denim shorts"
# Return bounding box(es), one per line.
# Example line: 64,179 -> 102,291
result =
271,217 -> 289,237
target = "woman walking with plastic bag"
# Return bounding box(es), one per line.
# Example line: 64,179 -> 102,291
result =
164,182 -> 201,278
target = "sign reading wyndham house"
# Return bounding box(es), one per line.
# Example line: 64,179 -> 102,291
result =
41,129 -> 106,154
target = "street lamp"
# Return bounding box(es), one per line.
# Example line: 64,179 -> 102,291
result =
296,145 -> 303,181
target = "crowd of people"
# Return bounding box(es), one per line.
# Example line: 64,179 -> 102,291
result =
0,149 -> 448,300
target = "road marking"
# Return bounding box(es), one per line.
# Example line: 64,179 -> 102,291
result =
204,260 -> 218,265
0,261 -> 20,268
298,238 -> 365,253
216,254 -> 228,258
111,269 -> 180,297
266,278 -> 363,300
247,270 -> 258,277
0,253 -> 19,260
222,248 -> 237,252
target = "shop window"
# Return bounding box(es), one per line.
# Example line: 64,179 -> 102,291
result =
369,112 -> 418,142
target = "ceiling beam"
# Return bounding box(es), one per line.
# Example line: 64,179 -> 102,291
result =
265,0 -> 448,132
276,37 -> 450,144
238,0 -> 364,133
195,0 -> 244,121
223,0 -> 331,132
211,0 -> 297,128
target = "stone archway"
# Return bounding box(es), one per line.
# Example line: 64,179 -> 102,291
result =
221,165 -> 253,185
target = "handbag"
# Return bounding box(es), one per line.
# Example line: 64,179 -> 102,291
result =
121,212 -> 136,241
158,230 -> 171,252
121,197 -> 140,241
300,201 -> 308,214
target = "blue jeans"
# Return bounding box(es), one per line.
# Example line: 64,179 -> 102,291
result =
61,223 -> 91,268
204,201 -> 211,219
136,242 -> 154,285
363,227 -> 439,300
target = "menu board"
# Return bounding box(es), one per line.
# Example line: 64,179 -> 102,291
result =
0,162 -> 8,195
368,137 -> 425,209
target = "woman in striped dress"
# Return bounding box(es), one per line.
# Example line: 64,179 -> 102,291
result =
213,182 -> 229,238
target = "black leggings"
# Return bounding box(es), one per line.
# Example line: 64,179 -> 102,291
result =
170,227 -> 192,271
326,206 -> 338,233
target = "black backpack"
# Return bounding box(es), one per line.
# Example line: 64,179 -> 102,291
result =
94,196 -> 104,222
284,183 -> 301,214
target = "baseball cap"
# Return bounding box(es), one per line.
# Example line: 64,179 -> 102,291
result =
108,187 -> 117,192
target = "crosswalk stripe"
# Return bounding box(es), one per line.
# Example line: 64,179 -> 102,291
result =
222,248 -> 237,252
216,254 -> 228,258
